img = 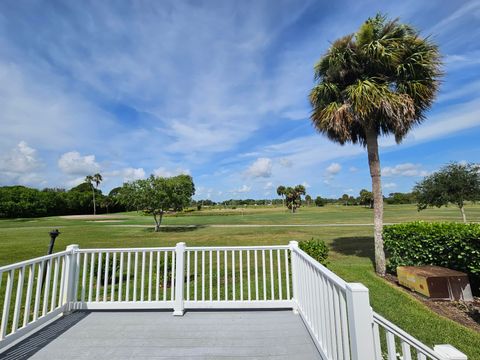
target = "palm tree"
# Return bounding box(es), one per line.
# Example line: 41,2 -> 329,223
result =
85,173 -> 103,215
309,14 -> 441,275
276,185 -> 286,207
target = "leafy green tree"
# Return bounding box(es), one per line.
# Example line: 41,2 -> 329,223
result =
414,163 -> 480,223
119,174 -> 195,232
359,189 -> 373,208
314,196 -> 326,207
284,185 -> 306,213
340,194 -> 350,206
309,14 -> 442,275
85,173 -> 103,215
276,185 -> 286,207
305,194 -> 312,206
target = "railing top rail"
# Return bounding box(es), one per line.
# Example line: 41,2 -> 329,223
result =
0,250 -> 70,273
77,247 -> 175,253
186,245 -> 290,251
373,312 -> 445,360
292,246 -> 347,290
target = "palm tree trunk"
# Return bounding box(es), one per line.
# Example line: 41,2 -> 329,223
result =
92,188 -> 96,215
460,205 -> 467,223
366,128 -> 386,276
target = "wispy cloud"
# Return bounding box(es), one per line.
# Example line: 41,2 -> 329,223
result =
382,163 -> 429,177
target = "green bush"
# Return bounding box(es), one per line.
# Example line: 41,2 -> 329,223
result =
384,222 -> 480,292
299,238 -> 329,266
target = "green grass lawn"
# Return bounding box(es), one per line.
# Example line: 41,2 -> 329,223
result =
1,204 -> 479,358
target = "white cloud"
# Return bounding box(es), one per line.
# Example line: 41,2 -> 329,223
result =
245,158 -> 272,178
264,182 -> 274,190
104,167 -> 146,183
0,141 -> 40,174
384,182 -> 397,189
382,163 -> 429,177
58,151 -> 100,175
349,166 -> 358,172
326,163 -> 342,175
153,167 -> 190,178
429,1 -> 480,35
123,168 -> 146,182
232,185 -> 251,194
0,141 -> 43,185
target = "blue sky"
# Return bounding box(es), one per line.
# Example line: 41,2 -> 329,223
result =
0,0 -> 479,200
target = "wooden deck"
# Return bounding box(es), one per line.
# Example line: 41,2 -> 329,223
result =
2,310 -> 321,359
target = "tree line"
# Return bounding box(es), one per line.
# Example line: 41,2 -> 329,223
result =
0,183 -> 125,218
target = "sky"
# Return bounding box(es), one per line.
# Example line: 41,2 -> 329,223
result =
0,0 -> 479,201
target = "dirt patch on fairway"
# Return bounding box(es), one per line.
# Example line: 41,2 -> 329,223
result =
385,274 -> 480,332
60,214 -> 129,220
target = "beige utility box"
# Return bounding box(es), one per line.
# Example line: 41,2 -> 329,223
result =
397,265 -> 473,301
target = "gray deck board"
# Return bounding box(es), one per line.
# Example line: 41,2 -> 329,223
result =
3,310 -> 321,360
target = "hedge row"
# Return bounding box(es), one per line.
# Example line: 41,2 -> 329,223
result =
383,222 -> 480,291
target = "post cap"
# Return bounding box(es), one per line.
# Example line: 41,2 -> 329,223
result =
289,240 -> 299,247
50,229 -> 61,237
434,345 -> 467,360
346,282 -> 369,293
66,244 -> 79,251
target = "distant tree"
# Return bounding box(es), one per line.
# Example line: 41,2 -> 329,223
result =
414,163 -> 480,223
385,192 -> 416,205
305,194 -> 312,206
276,185 -> 286,207
359,189 -> 373,208
340,194 -> 350,206
314,196 -> 326,207
119,174 -> 195,232
309,14 -> 442,275
85,173 -> 102,215
284,185 -> 306,213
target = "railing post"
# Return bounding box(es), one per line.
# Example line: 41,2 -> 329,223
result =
289,241 -> 299,314
434,345 -> 468,360
64,244 -> 79,313
173,242 -> 186,316
346,283 -> 375,360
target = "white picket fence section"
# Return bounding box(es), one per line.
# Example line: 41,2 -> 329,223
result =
183,245 -> 293,310
73,247 -> 177,310
0,242 -> 467,360
0,245 -> 76,349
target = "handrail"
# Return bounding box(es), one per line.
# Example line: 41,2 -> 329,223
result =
186,245 -> 290,251
0,251 -> 70,273
373,312 -> 446,360
291,245 -> 347,290
77,247 -> 175,253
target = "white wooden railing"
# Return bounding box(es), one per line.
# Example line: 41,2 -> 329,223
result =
0,242 -> 467,359
373,313 -> 467,360
0,245 -> 77,349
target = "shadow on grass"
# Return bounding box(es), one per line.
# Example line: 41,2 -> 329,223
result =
330,236 -> 375,264
142,225 -> 206,233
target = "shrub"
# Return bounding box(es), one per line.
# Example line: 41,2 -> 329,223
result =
384,222 -> 480,292
299,238 -> 329,266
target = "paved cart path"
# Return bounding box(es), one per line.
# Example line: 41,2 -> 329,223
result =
107,223 -> 395,228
